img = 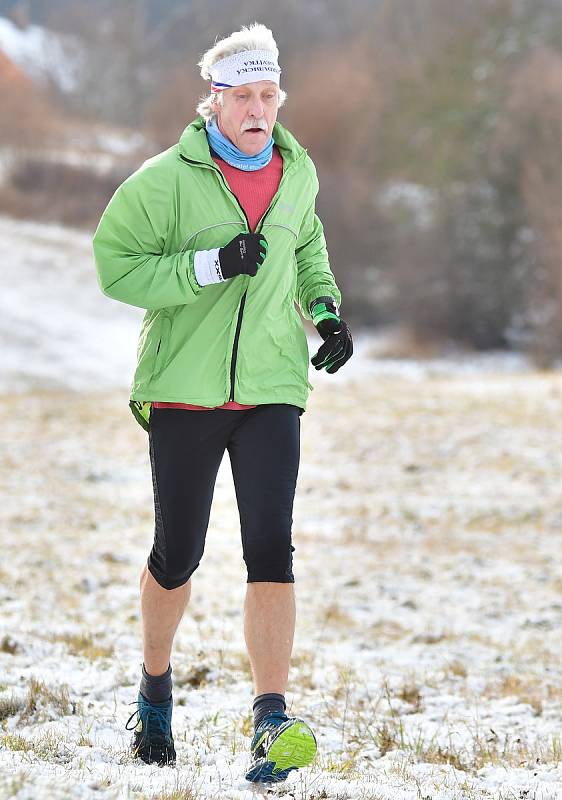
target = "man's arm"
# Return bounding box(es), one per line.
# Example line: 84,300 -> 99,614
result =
295,202 -> 341,322
294,172 -> 353,373
92,162 -> 204,311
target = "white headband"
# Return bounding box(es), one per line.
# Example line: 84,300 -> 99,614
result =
210,49 -> 281,93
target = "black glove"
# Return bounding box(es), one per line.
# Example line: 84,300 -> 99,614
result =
310,296 -> 353,374
218,233 -> 268,279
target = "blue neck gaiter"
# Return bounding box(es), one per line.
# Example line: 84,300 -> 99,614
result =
205,117 -> 274,171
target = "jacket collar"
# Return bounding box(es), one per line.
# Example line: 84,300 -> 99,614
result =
178,116 -> 307,168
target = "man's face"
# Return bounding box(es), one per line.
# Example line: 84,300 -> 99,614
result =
213,80 -> 279,155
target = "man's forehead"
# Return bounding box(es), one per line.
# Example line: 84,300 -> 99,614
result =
232,81 -> 278,91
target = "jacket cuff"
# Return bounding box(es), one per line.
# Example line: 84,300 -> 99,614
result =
310,296 -> 340,324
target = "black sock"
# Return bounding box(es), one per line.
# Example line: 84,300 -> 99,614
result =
253,692 -> 286,729
140,663 -> 172,704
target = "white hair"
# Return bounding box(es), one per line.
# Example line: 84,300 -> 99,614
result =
196,22 -> 287,121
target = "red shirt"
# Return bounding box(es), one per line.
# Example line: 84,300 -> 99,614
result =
153,144 -> 284,412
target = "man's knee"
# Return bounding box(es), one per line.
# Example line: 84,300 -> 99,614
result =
244,534 -> 295,583
247,572 -> 295,583
146,559 -> 199,591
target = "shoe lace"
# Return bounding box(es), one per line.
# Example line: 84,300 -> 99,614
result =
125,699 -> 172,743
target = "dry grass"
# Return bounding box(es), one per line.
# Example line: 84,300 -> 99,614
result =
320,602 -> 356,628
0,370 -> 561,796
52,632 -> 114,660
1,733 -> 30,752
368,620 -> 411,642
396,680 -> 424,713
290,650 -> 316,690
0,693 -> 24,722
443,658 -> 468,679
482,674 -> 544,716
0,636 -> 19,655
20,678 -> 76,722
174,664 -> 213,689
144,788 -> 200,800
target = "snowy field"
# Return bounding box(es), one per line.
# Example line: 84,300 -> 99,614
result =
1,215 -> 561,799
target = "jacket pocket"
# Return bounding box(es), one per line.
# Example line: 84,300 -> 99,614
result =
152,315 -> 172,378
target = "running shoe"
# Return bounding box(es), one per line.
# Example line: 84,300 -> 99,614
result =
125,691 -> 176,766
245,710 -> 317,783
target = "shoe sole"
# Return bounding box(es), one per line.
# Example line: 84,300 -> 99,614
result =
132,737 -> 176,767
246,718 -> 317,782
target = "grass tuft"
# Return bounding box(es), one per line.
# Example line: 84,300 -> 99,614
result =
0,693 -> 24,721
53,632 -> 114,660
396,680 -> 424,713
0,636 -> 19,655
0,733 -> 30,752
20,678 -> 76,721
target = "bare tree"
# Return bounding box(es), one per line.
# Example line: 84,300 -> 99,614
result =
493,46 -> 562,364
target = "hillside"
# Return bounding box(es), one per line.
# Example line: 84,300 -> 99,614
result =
0,215 -> 561,798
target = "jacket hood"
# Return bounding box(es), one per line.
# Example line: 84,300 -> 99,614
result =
178,116 -> 307,167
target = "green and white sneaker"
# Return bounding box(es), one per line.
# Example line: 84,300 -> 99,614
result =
245,711 -> 317,783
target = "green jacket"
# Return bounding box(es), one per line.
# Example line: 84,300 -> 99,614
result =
92,116 -> 341,430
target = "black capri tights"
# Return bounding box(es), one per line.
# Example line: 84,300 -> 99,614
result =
147,403 -> 302,590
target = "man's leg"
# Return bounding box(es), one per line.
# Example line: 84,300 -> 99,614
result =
230,405 -> 317,782
141,408 -> 234,675
228,404 -> 300,700
140,565 -> 191,676
244,581 -> 295,695
129,408 -> 236,765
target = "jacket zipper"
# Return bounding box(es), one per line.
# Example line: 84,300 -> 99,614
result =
179,151 -> 300,402
229,292 -> 247,401
228,201 -> 251,402
226,176 -> 297,401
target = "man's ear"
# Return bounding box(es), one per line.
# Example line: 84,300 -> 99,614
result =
210,93 -> 222,114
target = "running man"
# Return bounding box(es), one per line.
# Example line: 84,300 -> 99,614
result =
93,22 -> 353,784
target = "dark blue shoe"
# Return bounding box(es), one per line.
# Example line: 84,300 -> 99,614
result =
245,711 -> 317,784
125,691 -> 176,766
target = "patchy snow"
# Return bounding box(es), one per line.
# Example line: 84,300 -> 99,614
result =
0,15 -> 82,92
0,214 -> 561,799
0,216 -> 142,392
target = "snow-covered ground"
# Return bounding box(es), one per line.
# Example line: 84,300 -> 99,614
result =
0,216 -> 143,393
1,215 -> 561,799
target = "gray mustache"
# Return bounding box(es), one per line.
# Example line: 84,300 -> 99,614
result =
241,120 -> 267,132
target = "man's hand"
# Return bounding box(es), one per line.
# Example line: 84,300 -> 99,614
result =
219,233 -> 268,279
310,297 -> 353,374
194,233 -> 268,286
